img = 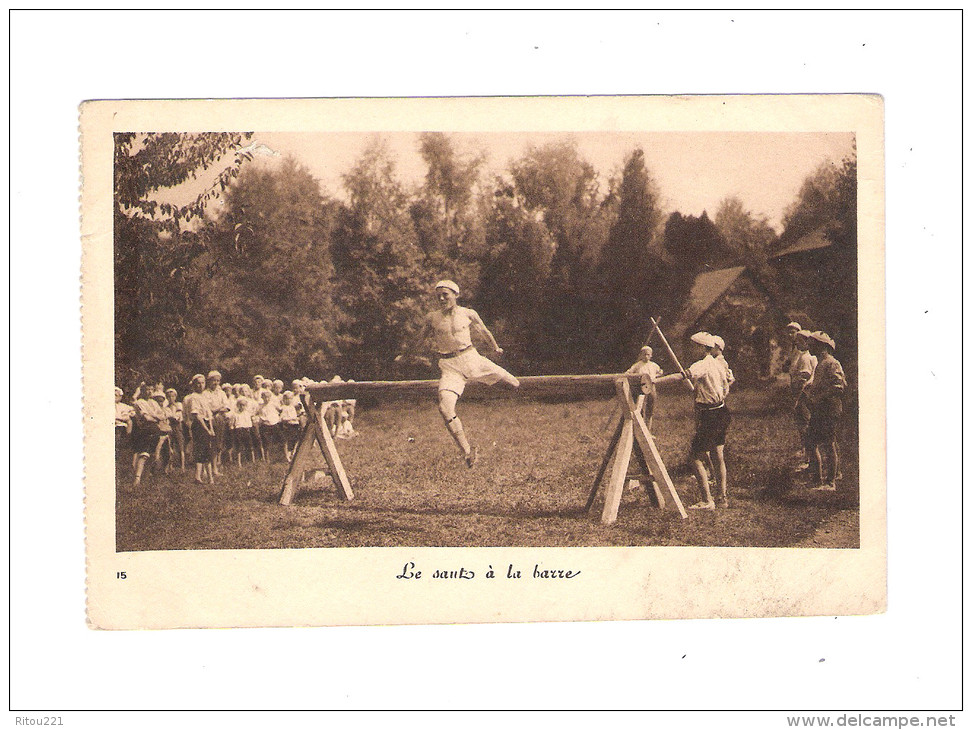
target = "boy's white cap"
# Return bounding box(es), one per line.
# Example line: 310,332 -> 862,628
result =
114,386 -> 124,396
786,321 -> 801,331
165,387 -> 177,394
809,331 -> 836,350
639,345 -> 653,355
690,331 -> 716,348
190,373 -> 206,385
711,335 -> 725,350
435,279 -> 460,295
207,370 -> 221,380
273,379 -> 284,387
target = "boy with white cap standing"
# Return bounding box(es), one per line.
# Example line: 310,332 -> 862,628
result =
202,370 -> 231,473
790,329 -> 818,473
423,279 -> 519,467
805,331 -> 846,491
657,331 -> 734,509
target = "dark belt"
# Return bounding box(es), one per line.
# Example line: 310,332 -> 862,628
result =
695,401 -> 725,411
438,345 -> 474,359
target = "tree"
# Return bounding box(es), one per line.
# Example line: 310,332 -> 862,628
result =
595,148 -> 666,357
510,140 -> 606,296
714,196 -> 777,264
411,133 -> 487,300
477,183 -> 555,366
662,210 -> 728,273
113,132 -> 253,386
777,148 -> 858,376
331,140 -> 428,378
181,157 -> 342,381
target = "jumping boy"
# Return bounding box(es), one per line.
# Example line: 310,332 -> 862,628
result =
422,279 -> 519,467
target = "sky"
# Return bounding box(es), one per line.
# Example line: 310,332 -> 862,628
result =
163,130 -> 855,233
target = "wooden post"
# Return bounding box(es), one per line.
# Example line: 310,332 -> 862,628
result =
585,416 -> 625,511
278,397 -> 354,506
619,379 -> 687,519
600,409 -> 633,525
311,402 -> 354,501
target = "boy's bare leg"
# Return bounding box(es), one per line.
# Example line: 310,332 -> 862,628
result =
438,390 -> 473,462
712,445 -> 728,502
133,454 -> 148,487
690,456 -> 713,505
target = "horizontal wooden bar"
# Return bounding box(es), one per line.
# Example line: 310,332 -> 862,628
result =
303,373 -> 652,401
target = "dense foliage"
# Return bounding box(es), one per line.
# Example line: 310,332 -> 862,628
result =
114,133 -> 857,392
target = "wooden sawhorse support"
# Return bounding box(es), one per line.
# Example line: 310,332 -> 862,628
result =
586,378 -> 687,523
279,396 -> 354,506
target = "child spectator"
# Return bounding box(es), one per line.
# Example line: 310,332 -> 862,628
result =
240,383 -> 264,461
184,373 -> 216,484
625,345 -> 664,432
806,332 -> 846,492
202,370 -> 231,474
790,330 -> 818,474
258,389 -> 282,461
132,385 -> 170,487
165,387 -> 186,471
230,396 -> 255,466
279,391 -> 301,460
114,387 -> 134,452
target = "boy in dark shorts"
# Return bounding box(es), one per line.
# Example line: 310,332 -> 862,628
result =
805,331 -> 846,491
657,332 -> 734,509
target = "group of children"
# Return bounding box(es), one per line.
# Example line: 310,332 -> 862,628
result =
625,321 -> 846,510
115,276 -> 849,508
114,371 -> 357,486
784,322 -> 847,492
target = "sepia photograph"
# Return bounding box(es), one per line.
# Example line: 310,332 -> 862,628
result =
81,95 -> 884,629
110,128 -> 861,551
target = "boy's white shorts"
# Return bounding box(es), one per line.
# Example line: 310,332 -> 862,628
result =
438,349 -> 517,396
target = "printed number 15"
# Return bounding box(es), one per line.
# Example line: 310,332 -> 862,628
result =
116,571 -> 127,579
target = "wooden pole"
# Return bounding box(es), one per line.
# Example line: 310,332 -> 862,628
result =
303,372 -> 652,400
650,317 -> 694,392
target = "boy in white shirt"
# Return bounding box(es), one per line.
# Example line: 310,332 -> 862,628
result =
657,332 -> 734,510
230,396 -> 255,466
625,345 -> 664,432
279,391 -> 301,460
258,389 -> 282,462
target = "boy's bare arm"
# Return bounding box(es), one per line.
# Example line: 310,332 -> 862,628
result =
469,311 -> 502,353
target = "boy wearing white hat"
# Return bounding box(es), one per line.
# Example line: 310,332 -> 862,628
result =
202,370 -> 231,474
790,330 -> 818,473
184,373 -> 216,484
805,332 -> 846,491
657,332 -> 734,509
625,345 -> 664,432
424,279 -> 520,467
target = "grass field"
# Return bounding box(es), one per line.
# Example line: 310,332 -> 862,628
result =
115,382 -> 859,551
